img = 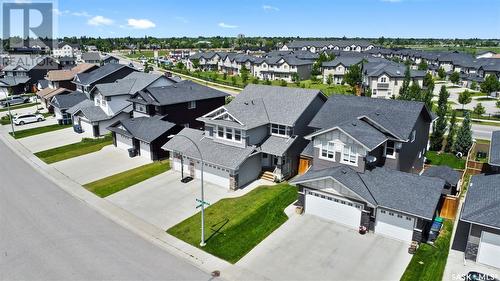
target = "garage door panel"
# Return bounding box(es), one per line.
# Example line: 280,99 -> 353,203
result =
305,189 -> 362,229
375,209 -> 414,242
116,134 -> 133,150
478,231 -> 500,269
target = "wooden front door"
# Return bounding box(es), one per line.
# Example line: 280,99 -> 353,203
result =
298,157 -> 311,175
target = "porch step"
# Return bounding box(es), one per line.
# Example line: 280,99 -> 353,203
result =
260,171 -> 275,182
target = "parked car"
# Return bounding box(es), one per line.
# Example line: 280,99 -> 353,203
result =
13,113 -> 45,125
1,96 -> 30,107
464,271 -> 499,281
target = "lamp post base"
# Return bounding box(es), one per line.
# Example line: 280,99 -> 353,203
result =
200,241 -> 206,247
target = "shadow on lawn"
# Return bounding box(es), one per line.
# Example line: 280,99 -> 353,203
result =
206,218 -> 229,242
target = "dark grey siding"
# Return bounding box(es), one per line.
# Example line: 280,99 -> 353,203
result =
237,153 -> 261,188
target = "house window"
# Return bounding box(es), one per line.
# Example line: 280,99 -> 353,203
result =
319,141 -> 335,161
135,104 -> 147,113
380,77 -> 387,83
271,124 -> 289,137
225,128 -> 232,139
216,126 -> 242,143
410,130 -> 416,142
381,210 -> 386,214
384,140 -> 396,158
188,101 -> 196,109
341,144 -> 357,165
234,129 -> 241,141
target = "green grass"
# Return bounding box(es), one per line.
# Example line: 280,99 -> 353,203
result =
471,120 -> 500,127
10,124 -> 72,139
0,102 -> 40,112
425,151 -> 466,169
400,220 -> 453,281
475,97 -> 497,101
125,50 -> 169,59
470,92 -> 488,97
84,161 -> 170,197
34,135 -> 113,164
476,139 -> 491,145
167,183 -> 297,263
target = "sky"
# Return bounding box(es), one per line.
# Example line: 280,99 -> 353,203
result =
17,0 -> 500,38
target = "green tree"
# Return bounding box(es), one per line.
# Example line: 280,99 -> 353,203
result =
292,73 -> 300,86
473,103 -> 486,116
480,74 -> 500,94
422,89 -> 434,109
454,111 -> 473,155
264,79 -> 272,85
240,65 -> 250,83
458,90 -> 472,110
449,71 -> 460,84
191,58 -> 200,70
231,75 -> 237,86
423,72 -> 435,92
326,74 -> 333,86
175,61 -> 185,70
418,60 -> 428,70
444,111 -> 457,152
280,79 -> 287,87
223,72 -> 227,80
430,86 -> 449,151
470,81 -> 478,91
438,67 -> 446,80
252,76 -> 260,84
343,64 -> 362,88
398,66 -> 412,100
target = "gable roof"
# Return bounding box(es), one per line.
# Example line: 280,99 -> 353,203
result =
107,116 -> 177,143
131,80 -> 228,106
81,52 -> 101,61
94,72 -> 164,97
162,128 -> 256,170
74,63 -> 133,86
461,174 -> 500,230
36,87 -> 72,100
45,63 -> 97,81
50,91 -> 87,110
0,76 -> 30,86
292,166 -> 444,220
490,130 -> 500,166
308,95 -> 432,141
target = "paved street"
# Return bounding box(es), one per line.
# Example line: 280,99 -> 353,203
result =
0,141 -> 210,280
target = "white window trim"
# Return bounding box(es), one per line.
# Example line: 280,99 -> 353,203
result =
215,126 -> 243,143
410,130 -> 416,143
188,100 -> 196,109
270,123 -> 290,137
319,141 -> 335,162
340,144 -> 358,166
384,140 -> 397,159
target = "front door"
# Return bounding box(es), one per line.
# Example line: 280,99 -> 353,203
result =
92,124 -> 99,137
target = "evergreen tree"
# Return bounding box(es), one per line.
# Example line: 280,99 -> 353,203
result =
240,65 -> 249,83
481,74 -> 500,94
326,74 -> 333,86
454,111 -> 473,155
423,72 -> 435,92
430,86 -> 449,151
444,111 -> 457,152
473,103 -> 486,116
449,71 -> 460,84
438,67 -> 446,80
398,66 -> 411,99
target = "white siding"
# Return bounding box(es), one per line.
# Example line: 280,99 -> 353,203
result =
139,141 -> 151,160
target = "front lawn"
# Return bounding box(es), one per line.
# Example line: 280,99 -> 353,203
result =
35,135 -> 113,164
400,220 -> 453,281
167,183 -> 297,263
0,102 -> 40,112
10,124 -> 72,139
425,151 -> 466,170
84,161 -> 170,197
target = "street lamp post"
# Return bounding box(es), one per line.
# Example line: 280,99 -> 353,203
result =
169,134 -> 206,247
3,92 -> 15,137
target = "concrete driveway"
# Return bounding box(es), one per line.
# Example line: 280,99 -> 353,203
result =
107,170 -> 269,229
235,215 -> 412,281
52,145 -> 151,184
17,126 -> 83,153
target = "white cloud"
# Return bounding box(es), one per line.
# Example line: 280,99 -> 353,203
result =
87,15 -> 113,26
72,11 -> 91,17
218,22 -> 238,29
53,8 -> 70,16
262,5 -> 279,11
127,18 -> 156,29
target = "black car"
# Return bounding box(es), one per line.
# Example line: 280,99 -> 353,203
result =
464,271 -> 499,281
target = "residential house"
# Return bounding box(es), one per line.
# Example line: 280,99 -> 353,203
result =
49,91 -> 87,125
363,61 -> 426,98
68,72 -> 174,138
281,40 -> 376,53
81,52 -> 102,65
252,56 -> 313,82
52,42 -> 80,58
107,115 -> 183,161
0,55 -> 60,95
422,165 -> 461,195
128,80 -> 228,129
187,52 -> 226,71
162,85 -> 326,190
459,174 -> 500,269
102,54 -> 120,65
290,95 -> 443,243
72,63 -> 136,98
57,56 -> 76,69
322,56 -> 364,84
489,130 -> 500,173
45,63 -> 98,91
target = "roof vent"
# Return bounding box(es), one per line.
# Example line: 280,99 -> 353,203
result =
341,169 -> 347,174
352,122 -> 357,126
244,101 -> 248,105
375,112 -> 380,116
396,70 -> 401,74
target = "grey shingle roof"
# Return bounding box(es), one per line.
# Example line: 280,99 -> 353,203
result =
292,166 -> 444,220
0,76 -> 30,86
422,165 -> 461,187
107,116 -> 177,143
228,84 -> 324,128
337,119 -> 388,150
162,128 -> 256,170
94,72 -> 165,97
300,141 -> 314,158
75,64 -> 132,86
490,130 -> 500,166
132,80 -> 228,106
322,57 -> 364,68
67,99 -> 131,122
50,91 -> 87,110
260,135 -> 298,156
363,61 -> 426,78
285,40 -> 375,49
81,52 -> 101,61
461,174 -> 500,229
309,95 -> 431,141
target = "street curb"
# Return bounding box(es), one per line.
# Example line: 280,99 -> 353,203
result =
0,130 -> 267,281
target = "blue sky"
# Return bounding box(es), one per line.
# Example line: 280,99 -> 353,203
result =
51,0 -> 499,38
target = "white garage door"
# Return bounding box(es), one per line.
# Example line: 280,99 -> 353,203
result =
195,166 -> 230,188
304,189 -> 362,229
79,119 -> 94,138
477,231 -> 500,269
116,134 -> 133,150
375,208 -> 415,242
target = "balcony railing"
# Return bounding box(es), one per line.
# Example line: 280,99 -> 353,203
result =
377,83 -> 389,89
